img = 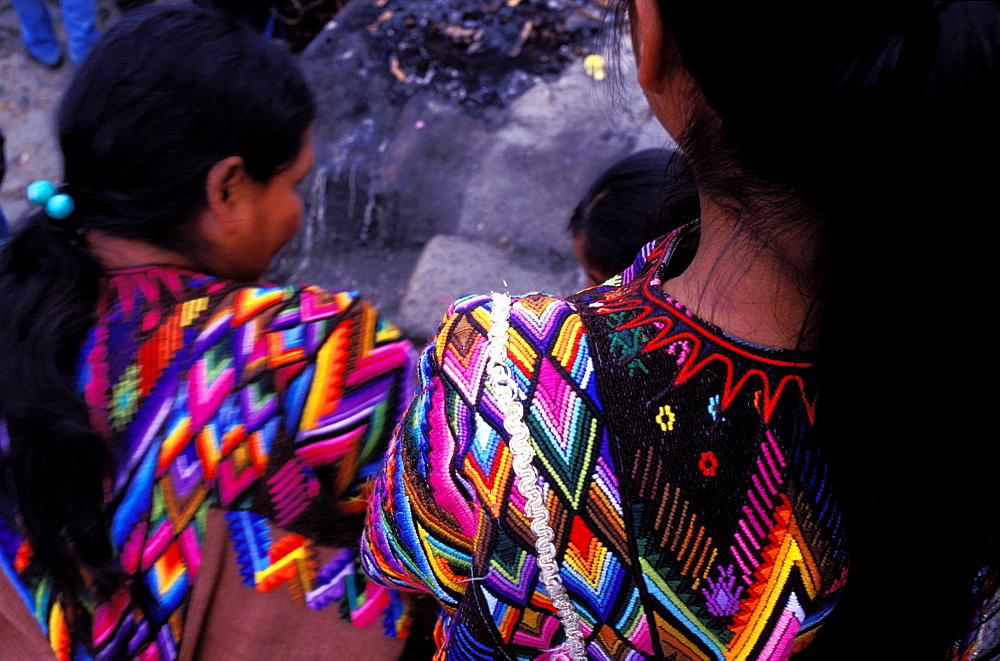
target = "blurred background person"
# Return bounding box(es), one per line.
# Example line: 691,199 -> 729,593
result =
569,147 -> 699,285
9,0 -> 100,67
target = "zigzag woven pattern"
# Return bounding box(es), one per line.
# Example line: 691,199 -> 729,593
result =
362,225 -> 846,660
0,266 -> 415,660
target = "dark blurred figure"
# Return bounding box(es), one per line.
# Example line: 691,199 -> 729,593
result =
0,128 -> 8,242
199,0 -> 349,51
569,147 -> 699,284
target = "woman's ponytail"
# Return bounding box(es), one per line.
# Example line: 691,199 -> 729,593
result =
0,209 -> 118,611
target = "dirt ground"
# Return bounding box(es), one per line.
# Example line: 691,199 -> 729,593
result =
0,0 -> 120,224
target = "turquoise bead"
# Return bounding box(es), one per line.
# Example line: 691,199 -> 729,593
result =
45,194 -> 75,219
27,180 -> 57,206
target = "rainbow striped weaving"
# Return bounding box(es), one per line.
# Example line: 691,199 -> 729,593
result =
362,226 -> 846,660
0,266 -> 415,660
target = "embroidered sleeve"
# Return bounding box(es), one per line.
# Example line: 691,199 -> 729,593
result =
361,293 -> 610,657
361,296 -> 490,609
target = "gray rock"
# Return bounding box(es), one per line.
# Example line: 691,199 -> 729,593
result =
396,234 -> 587,342
455,51 -> 671,258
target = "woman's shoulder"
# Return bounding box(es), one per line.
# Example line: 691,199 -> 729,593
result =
198,278 -> 407,350
105,266 -> 376,323
225,281 -> 372,329
220,283 -> 409,387
433,292 -> 583,360
98,269 -> 408,388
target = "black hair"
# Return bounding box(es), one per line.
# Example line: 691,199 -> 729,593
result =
569,148 -> 699,283
0,3 -> 315,640
617,0 -> 998,656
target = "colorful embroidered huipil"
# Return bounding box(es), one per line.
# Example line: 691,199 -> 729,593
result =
0,266 -> 415,660
362,226 -> 846,660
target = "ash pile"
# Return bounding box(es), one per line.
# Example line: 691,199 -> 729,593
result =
368,0 -> 609,109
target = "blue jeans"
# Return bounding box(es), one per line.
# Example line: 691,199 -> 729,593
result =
10,0 -> 99,65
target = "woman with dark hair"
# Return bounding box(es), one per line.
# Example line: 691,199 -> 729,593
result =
0,6 -> 413,659
569,147 -> 699,285
362,1 -> 998,658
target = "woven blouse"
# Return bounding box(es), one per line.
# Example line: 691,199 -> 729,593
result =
0,266 -> 415,660
362,226 -> 847,660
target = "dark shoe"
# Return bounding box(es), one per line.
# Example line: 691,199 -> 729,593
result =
11,0 -> 65,69
25,44 -> 64,70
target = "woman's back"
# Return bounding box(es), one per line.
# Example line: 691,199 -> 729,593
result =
363,226 -> 845,659
362,1 -> 1000,658
2,266 -> 413,658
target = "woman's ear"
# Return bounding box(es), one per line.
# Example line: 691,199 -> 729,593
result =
633,0 -> 669,95
204,156 -> 250,232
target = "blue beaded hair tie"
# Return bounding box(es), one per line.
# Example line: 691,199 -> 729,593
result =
27,180 -> 75,220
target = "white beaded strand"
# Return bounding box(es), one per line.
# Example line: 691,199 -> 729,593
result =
486,292 -> 587,660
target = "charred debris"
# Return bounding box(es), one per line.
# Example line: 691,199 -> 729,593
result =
354,0 -> 610,110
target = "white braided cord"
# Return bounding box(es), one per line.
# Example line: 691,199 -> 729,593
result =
486,292 -> 587,660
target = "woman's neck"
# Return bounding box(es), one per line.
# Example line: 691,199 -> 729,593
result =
86,231 -> 199,272
663,197 -> 823,351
